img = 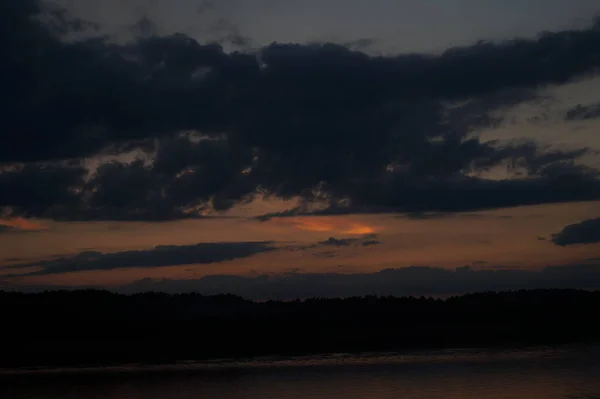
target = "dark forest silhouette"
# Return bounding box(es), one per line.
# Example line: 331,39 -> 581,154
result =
2,289 -> 600,368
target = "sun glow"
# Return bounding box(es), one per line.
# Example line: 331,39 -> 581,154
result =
272,216 -> 377,235
0,217 -> 47,232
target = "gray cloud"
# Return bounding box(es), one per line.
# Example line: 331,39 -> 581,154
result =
565,102 -> 600,121
552,217 -> 600,246
319,237 -> 357,247
114,264 -> 600,299
318,234 -> 381,247
2,1 -> 600,221
7,241 -> 276,276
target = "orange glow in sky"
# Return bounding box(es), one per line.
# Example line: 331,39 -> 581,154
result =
275,216 -> 378,235
345,224 -> 376,235
0,217 -> 47,231
1,202 -> 600,289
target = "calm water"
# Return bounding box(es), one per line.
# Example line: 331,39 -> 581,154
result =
3,345 -> 600,399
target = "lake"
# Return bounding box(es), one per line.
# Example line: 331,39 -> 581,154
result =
3,344 -> 600,399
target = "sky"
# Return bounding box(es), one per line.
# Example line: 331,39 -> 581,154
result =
1,0 -> 600,298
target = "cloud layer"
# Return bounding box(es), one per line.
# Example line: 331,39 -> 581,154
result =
7,241 -> 276,276
2,1 -> 600,221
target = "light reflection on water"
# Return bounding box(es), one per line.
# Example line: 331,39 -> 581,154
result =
3,345 -> 600,399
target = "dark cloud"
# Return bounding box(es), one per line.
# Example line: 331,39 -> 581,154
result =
261,170 -> 600,217
565,102 -> 600,121
319,237 -> 358,247
114,264 -> 600,299
0,139 -> 256,221
256,206 -> 400,221
326,171 -> 600,214
7,241 -> 276,276
284,234 -> 381,257
399,211 -> 485,220
256,208 -> 304,221
318,234 -> 380,247
552,218 -> 600,246
2,1 -> 600,221
0,164 -> 86,219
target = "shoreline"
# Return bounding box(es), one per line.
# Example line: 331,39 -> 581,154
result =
3,339 -> 599,376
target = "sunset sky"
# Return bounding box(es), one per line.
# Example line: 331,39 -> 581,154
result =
1,0 -> 600,298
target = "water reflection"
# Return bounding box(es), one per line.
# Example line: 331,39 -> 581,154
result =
3,345 -> 600,399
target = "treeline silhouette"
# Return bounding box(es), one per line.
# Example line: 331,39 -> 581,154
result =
2,289 -> 600,368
